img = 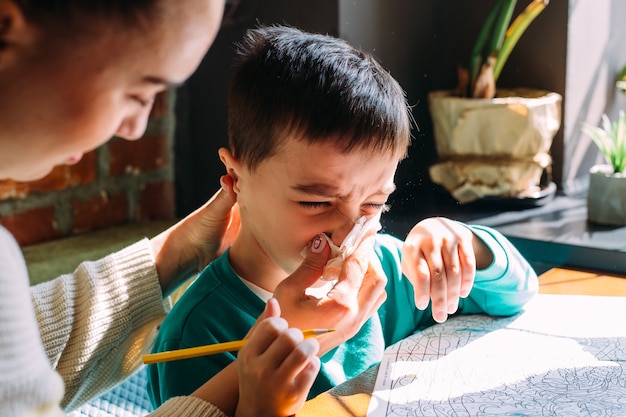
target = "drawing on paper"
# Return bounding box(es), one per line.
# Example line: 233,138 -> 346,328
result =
367,295 -> 626,417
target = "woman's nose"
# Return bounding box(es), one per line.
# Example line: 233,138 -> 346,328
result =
115,109 -> 151,140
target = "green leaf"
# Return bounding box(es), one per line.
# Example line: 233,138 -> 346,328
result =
468,1 -> 504,97
494,0 -> 549,82
582,111 -> 626,173
618,64 -> 626,94
486,0 -> 517,58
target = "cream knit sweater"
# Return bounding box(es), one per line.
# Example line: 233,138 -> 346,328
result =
0,226 -> 226,417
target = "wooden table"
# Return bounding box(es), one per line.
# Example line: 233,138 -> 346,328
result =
296,267 -> 626,417
536,267 -> 626,296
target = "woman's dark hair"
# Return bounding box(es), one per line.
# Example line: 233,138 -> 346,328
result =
14,0 -> 161,31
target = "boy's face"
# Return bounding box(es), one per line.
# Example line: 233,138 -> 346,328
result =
221,136 -> 400,285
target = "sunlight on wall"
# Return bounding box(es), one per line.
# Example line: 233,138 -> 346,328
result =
563,0 -> 626,194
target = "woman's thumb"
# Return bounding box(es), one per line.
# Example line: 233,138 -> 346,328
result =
285,234 -> 331,289
213,175 -> 240,250
213,175 -> 237,214
263,297 -> 281,319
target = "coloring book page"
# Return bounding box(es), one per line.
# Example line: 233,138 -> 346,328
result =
366,294 -> 626,417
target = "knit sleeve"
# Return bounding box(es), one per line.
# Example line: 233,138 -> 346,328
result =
30,239 -> 167,411
0,226 -> 66,417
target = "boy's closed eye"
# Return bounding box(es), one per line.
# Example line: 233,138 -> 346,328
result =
298,201 -> 390,213
299,201 -> 333,209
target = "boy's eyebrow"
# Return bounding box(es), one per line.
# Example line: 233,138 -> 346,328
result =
293,183 -> 396,197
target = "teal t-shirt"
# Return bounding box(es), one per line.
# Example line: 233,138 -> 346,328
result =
147,226 -> 537,408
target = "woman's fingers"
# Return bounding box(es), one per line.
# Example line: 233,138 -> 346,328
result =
242,322 -> 320,384
242,316 -> 288,357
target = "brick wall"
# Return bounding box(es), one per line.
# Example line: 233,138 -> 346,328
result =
0,90 -> 177,247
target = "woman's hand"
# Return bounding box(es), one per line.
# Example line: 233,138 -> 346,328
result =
235,299 -> 321,417
273,232 -> 387,354
151,175 -> 240,296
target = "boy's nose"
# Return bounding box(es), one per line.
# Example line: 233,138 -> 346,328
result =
328,208 -> 360,246
329,221 -> 354,247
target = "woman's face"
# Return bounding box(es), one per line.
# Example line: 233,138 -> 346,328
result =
0,0 -> 223,181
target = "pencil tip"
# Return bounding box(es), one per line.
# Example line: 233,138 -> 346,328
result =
302,328 -> 336,338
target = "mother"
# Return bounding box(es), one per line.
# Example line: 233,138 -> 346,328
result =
0,1 -> 387,416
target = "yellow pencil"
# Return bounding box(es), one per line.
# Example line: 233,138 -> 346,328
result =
143,329 -> 335,365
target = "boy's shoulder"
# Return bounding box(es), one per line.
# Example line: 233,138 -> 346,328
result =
158,254 -> 240,332
374,232 -> 403,252
174,253 -> 235,305
373,232 -> 404,270
158,251 -> 268,337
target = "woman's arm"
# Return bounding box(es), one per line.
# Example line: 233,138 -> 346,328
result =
29,182 -> 238,409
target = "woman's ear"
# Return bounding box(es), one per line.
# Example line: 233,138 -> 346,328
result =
218,147 -> 242,194
0,0 -> 29,70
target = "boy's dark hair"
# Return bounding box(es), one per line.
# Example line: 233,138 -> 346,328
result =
228,25 -> 412,171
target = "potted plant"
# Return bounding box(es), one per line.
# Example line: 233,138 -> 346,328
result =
582,108 -> 626,226
428,0 -> 562,204
617,65 -> 626,94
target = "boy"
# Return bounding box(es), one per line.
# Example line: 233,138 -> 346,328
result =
147,25 -> 538,406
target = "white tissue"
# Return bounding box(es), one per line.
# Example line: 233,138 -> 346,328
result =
303,213 -> 382,298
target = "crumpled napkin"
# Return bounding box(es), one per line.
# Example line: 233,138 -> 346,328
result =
303,213 -> 382,298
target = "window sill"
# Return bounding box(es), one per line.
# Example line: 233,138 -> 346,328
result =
381,194 -> 626,276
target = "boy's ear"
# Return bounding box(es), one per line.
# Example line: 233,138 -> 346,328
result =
0,0 -> 29,70
218,147 -> 242,193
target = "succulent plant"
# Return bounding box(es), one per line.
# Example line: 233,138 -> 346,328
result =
617,64 -> 626,94
582,111 -> 626,174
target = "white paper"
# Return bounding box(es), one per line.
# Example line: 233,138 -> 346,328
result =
367,294 -> 626,417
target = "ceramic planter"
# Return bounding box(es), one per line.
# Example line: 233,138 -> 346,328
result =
428,88 -> 562,204
587,164 -> 626,226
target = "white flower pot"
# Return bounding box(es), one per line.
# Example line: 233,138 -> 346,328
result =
587,164 -> 626,226
428,88 -> 562,204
